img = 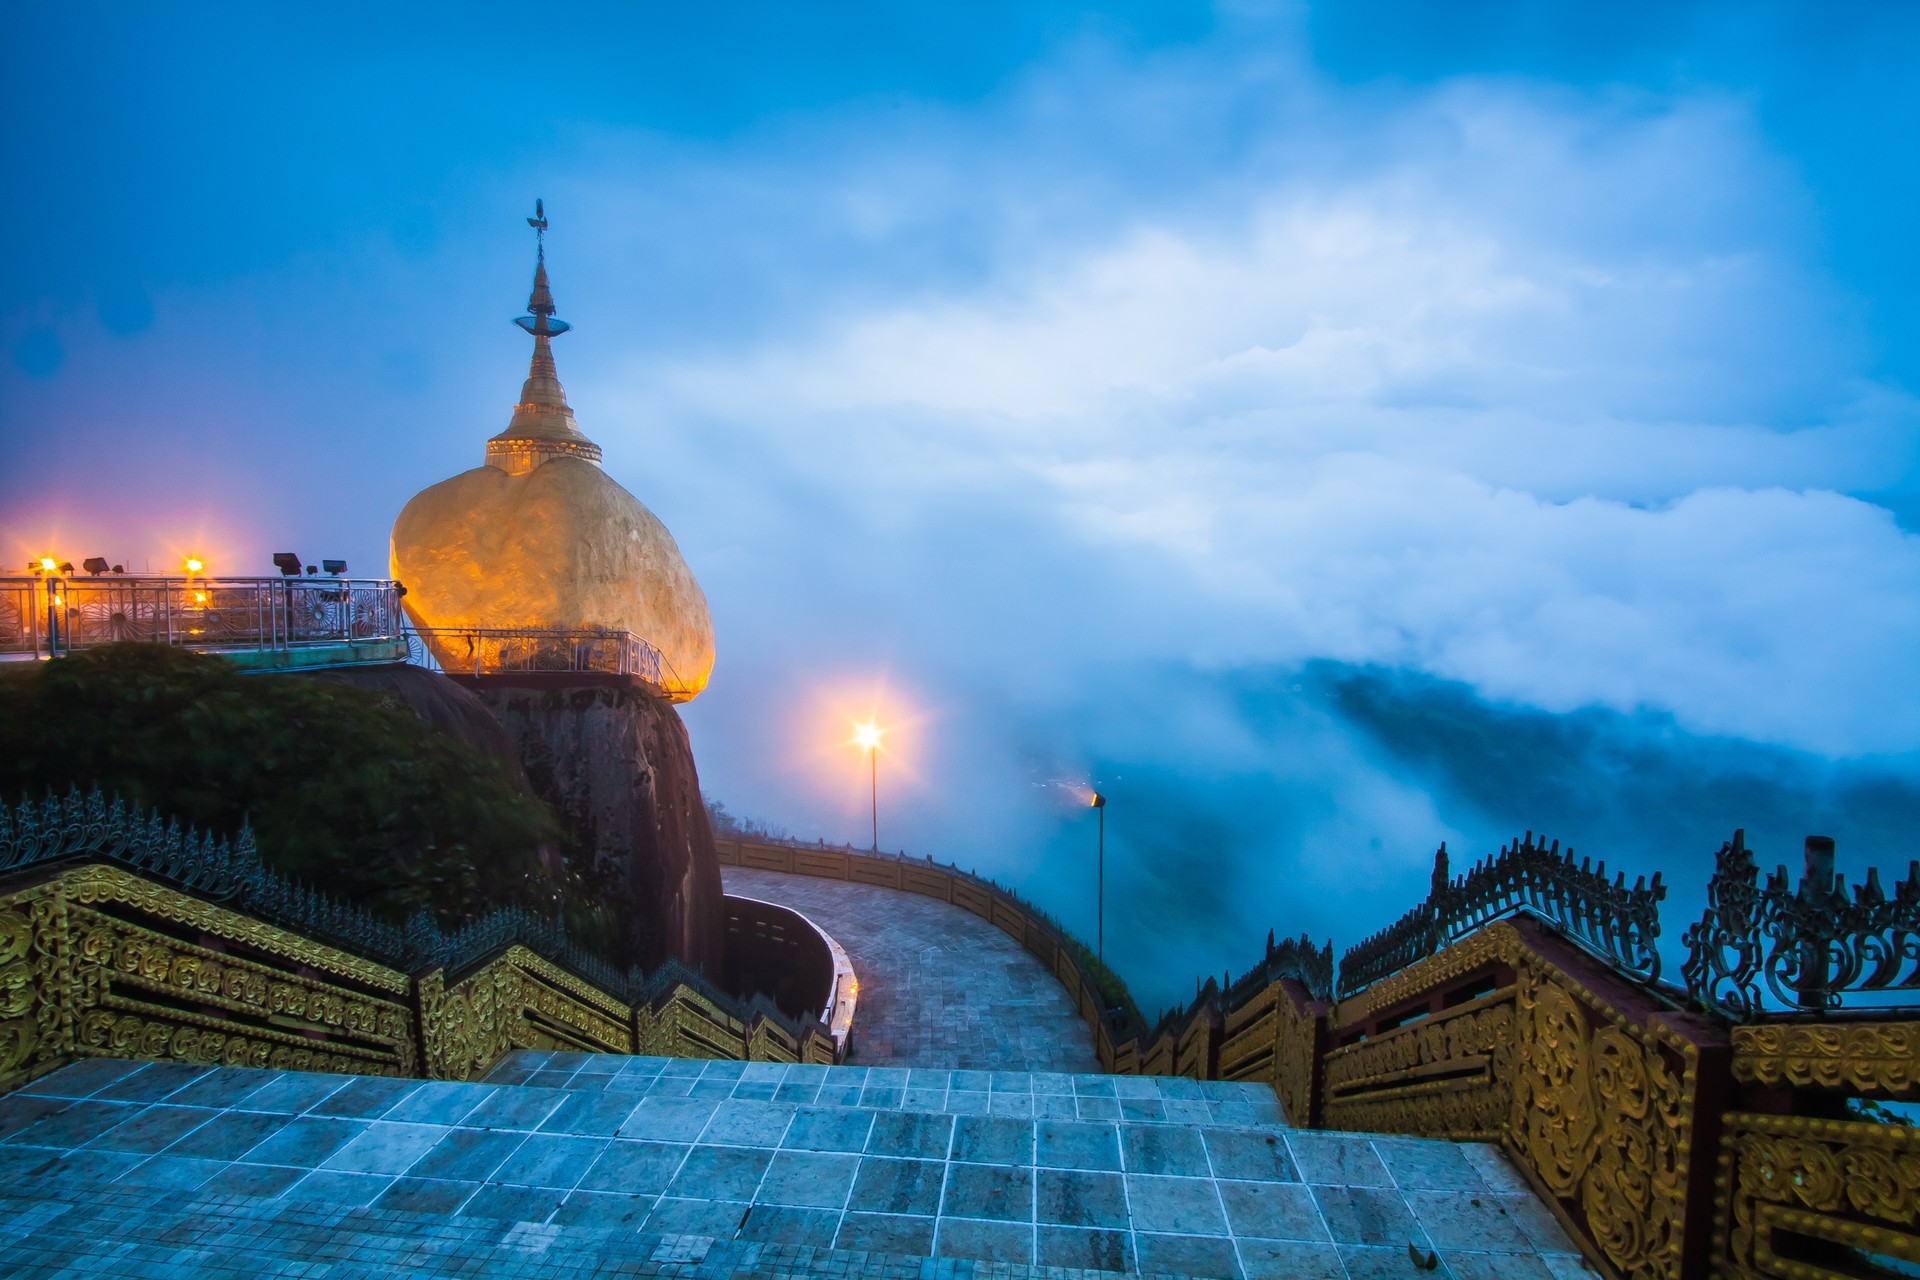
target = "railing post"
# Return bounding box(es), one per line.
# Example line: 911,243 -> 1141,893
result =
1795,836 -> 1837,1011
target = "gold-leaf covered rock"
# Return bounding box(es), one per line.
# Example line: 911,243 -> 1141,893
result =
390,211 -> 714,701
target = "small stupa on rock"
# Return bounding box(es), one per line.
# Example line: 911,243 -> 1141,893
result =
391,202 -> 715,701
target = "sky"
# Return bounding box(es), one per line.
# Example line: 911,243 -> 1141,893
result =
5,2 -> 1920,1012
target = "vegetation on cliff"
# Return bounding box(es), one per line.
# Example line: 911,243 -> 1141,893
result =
0,644 -> 563,927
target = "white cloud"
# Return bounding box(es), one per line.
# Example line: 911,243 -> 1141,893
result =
616,74 -> 1920,758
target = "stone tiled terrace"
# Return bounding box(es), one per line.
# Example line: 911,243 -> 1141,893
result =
0,1052 -> 1597,1279
722,865 -> 1101,1072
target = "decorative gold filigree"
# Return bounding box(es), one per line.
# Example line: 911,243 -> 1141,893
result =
635,984 -> 748,1061
38,887 -> 418,1079
1732,1022 -> 1920,1098
1719,1112 -> 1920,1278
504,947 -> 632,1054
1219,984 -> 1281,1095
418,958 -> 523,1081
505,945 -> 631,1021
1323,996 -> 1514,1139
1,882 -> 79,1090
72,1007 -> 399,1075
62,865 -> 408,993
0,900 -> 41,1084
747,1019 -> 799,1064
1508,958 -> 1692,1280
1341,922 -> 1521,1021
1270,986 -> 1321,1128
66,906 -> 408,1047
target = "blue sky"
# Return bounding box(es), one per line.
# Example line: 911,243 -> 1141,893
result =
5,2 -> 1920,1008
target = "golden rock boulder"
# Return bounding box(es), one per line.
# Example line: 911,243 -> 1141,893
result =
390,224 -> 714,701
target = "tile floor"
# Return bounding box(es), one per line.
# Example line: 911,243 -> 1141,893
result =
481,1051 -> 1286,1128
0,1054 -> 1600,1279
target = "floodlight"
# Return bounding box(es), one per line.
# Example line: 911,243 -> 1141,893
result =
272,553 -> 302,576
322,559 -> 347,575
83,558 -> 109,575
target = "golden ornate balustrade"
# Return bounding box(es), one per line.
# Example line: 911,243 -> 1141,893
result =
5,799 -> 1915,1279
720,834 -> 1920,1280
0,806 -> 839,1097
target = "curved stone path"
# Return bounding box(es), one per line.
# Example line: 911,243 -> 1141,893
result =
722,867 -> 1100,1073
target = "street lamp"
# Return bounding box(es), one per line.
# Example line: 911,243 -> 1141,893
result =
853,721 -> 884,852
1089,791 -> 1106,964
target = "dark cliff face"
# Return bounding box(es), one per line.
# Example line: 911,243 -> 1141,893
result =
455,675 -> 726,977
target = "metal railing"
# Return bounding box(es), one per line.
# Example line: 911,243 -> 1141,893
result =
1336,831 -> 1667,998
0,575 -> 405,659
411,626 -> 667,685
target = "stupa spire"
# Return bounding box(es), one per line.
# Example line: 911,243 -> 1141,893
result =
486,199 -> 602,474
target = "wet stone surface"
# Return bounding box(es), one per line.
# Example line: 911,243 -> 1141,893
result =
722,865 -> 1102,1072
0,1054 -> 1600,1278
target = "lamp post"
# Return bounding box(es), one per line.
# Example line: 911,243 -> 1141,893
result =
853,722 -> 883,852
1089,791 -> 1106,964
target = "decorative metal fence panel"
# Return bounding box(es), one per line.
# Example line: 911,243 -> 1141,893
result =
412,625 -> 666,685
1337,832 -> 1666,999
1683,829 -> 1920,1019
0,575 -> 404,658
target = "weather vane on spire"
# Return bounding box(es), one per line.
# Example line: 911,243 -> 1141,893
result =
516,199 -> 569,336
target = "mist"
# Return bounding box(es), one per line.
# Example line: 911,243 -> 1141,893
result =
6,5 -> 1919,1013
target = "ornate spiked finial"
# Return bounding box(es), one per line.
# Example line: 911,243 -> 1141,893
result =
515,198 -> 570,338
486,200 -> 598,473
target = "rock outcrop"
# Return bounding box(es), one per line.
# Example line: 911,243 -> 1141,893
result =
456,674 -> 725,975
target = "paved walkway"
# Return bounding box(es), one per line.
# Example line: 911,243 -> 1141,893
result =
0,1054 -> 1597,1279
723,867 -> 1101,1073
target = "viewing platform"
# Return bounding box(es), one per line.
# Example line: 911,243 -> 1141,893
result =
410,624 -> 672,687
0,573 -> 408,671
0,571 -> 682,693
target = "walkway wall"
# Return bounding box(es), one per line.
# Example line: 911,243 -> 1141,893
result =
0,862 -> 836,1095
720,894 -> 835,1024
0,789 -> 840,1097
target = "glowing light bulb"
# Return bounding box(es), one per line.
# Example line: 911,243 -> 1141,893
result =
37,557 -> 57,573
852,721 -> 884,752
183,557 -> 204,575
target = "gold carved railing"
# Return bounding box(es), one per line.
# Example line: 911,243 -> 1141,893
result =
722,835 -> 1920,1280
1717,1024 -> 1920,1279
1,858 -> 835,1096
1316,918 -> 1730,1278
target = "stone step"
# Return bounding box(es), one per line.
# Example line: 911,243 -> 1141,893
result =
483,1049 -> 1290,1129
1,1056 -> 1596,1279
2,1185 -> 1143,1280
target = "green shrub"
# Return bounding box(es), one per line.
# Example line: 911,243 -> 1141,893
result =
0,644 -> 562,928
